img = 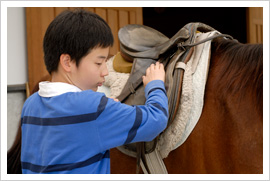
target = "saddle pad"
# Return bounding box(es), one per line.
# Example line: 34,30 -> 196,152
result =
157,31 -> 220,158
103,55 -> 130,98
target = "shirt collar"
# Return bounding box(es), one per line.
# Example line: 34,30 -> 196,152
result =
38,81 -> 82,97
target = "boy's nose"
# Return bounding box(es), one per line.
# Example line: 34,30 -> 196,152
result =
101,64 -> 109,77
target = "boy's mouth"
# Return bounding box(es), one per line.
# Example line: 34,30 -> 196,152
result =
97,82 -> 103,87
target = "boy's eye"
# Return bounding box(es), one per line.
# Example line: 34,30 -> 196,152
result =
96,63 -> 102,66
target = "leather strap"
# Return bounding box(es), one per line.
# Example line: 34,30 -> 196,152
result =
179,34 -> 235,48
175,62 -> 186,70
136,142 -> 150,174
117,58 -> 156,102
140,149 -> 168,174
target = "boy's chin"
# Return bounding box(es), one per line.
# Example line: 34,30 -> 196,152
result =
91,87 -> 98,92
80,86 -> 98,92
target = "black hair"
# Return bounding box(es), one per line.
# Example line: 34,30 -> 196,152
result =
43,9 -> 114,74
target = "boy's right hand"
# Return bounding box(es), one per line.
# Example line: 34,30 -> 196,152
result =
142,62 -> 165,87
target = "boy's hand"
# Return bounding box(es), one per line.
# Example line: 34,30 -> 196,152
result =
142,62 -> 165,87
109,97 -> 119,102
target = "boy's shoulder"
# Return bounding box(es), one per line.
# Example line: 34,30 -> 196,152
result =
22,90 -> 107,117
23,92 -> 39,106
65,89 -> 105,100
23,88 -> 106,106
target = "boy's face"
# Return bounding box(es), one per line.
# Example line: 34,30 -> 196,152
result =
70,47 -> 110,91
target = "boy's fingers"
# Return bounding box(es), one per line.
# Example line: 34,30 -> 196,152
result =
155,62 -> 160,69
146,67 -> 150,75
156,62 -> 164,69
150,63 -> 155,70
109,96 -> 119,102
159,62 -> 164,68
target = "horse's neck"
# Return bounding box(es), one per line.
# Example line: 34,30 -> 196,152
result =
205,47 -> 262,129
208,47 -> 262,125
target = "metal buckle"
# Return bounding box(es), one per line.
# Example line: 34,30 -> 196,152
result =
177,42 -> 186,51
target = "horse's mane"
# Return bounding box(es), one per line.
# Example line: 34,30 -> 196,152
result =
211,38 -> 263,115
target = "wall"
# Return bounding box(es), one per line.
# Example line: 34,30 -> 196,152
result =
7,7 -> 28,150
7,7 -> 28,85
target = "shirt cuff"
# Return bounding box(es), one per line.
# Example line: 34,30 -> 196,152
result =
144,80 -> 166,98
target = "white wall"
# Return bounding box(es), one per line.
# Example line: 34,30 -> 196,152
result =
7,7 -> 28,150
7,7 -> 28,85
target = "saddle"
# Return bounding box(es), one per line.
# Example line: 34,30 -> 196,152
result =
116,22 -> 233,173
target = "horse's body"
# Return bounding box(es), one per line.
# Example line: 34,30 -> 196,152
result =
110,38 -> 263,174
7,36 -> 263,174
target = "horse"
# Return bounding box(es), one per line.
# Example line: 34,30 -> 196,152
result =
7,35 -> 263,174
110,37 -> 263,174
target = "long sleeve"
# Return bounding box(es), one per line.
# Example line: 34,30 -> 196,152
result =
96,80 -> 168,151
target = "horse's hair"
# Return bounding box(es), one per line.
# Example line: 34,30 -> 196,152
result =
211,38 -> 263,116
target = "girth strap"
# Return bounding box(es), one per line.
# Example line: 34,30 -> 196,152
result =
140,149 -> 168,174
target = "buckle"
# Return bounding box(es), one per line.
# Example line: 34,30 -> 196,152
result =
177,42 -> 186,51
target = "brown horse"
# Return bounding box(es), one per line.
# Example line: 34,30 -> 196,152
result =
110,37 -> 263,174
7,38 -> 262,174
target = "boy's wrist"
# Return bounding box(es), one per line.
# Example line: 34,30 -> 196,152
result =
144,80 -> 165,98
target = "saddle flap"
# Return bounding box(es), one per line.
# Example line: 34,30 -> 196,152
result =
117,58 -> 156,103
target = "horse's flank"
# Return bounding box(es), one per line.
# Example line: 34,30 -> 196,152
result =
111,38 -> 263,174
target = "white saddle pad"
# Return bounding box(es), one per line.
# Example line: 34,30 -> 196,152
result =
157,31 -> 220,158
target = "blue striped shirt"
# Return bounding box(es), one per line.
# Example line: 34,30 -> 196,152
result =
21,80 -> 168,174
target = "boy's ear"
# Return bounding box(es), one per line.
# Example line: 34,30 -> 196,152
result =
59,54 -> 73,72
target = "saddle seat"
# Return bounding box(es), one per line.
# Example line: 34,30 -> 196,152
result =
119,24 -> 169,62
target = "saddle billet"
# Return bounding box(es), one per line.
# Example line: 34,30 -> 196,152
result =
116,22 -> 234,174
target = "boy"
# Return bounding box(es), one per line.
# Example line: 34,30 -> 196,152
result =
21,9 -> 168,174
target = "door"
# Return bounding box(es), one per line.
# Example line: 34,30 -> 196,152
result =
246,7 -> 263,43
